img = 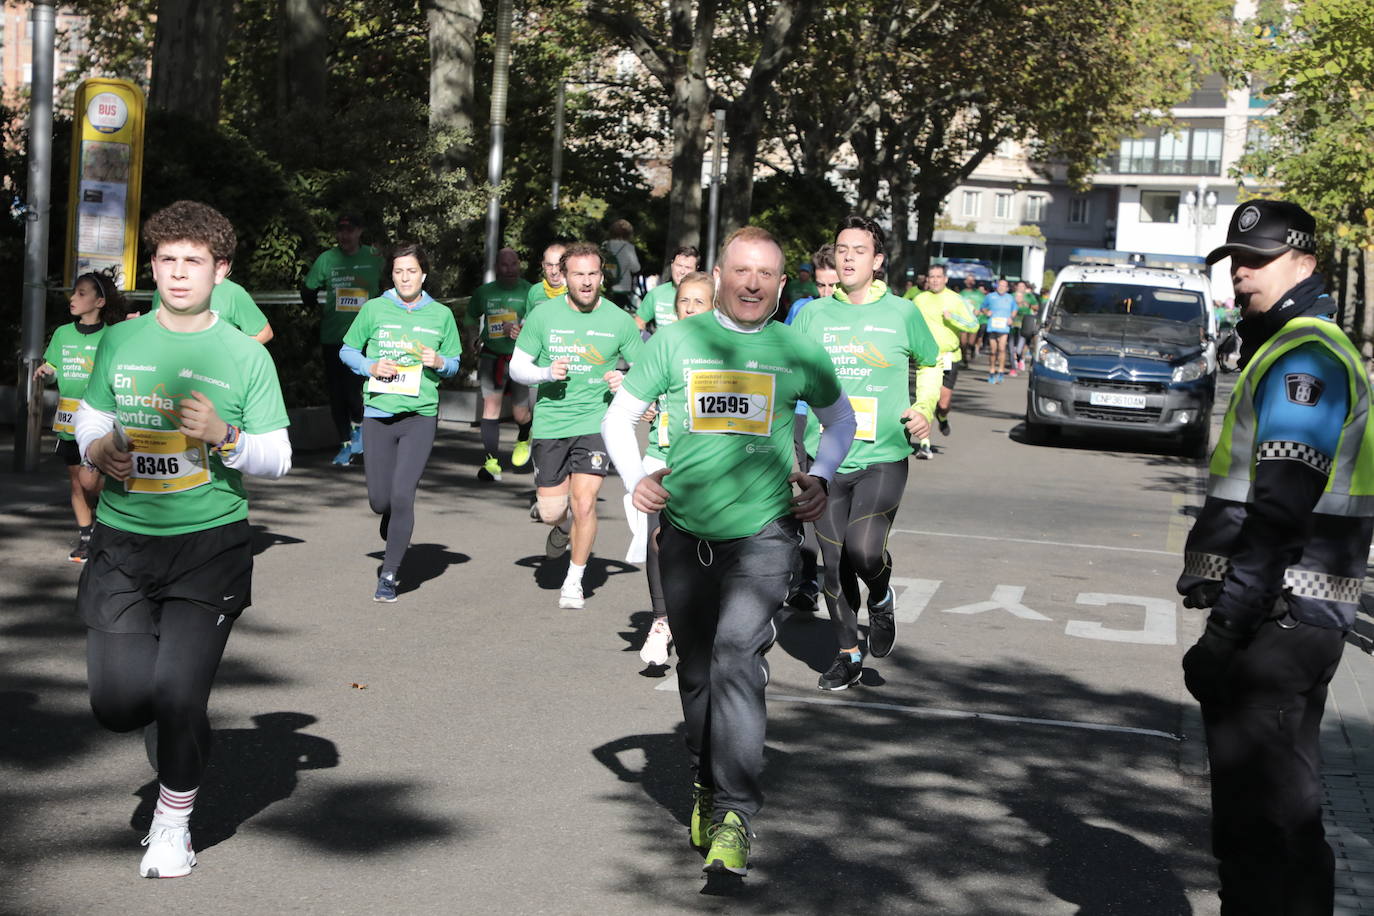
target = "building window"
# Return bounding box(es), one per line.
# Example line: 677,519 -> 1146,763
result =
1025,195 -> 1047,222
1139,191 -> 1180,223
962,190 -> 981,218
1069,197 -> 1090,225
994,193 -> 1013,220
1107,123 -> 1224,176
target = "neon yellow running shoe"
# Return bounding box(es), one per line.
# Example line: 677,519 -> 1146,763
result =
702,811 -> 749,875
689,782 -> 714,850
511,438 -> 531,468
477,455 -> 502,482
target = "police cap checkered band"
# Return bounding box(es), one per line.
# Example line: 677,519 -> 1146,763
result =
1206,199 -> 1318,265
1286,228 -> 1315,252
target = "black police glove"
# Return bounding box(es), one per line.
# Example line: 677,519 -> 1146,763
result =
1182,581 -> 1223,609
1181,616 -> 1245,705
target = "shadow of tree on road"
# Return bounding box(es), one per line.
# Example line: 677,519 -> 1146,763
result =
590,653 -> 1212,914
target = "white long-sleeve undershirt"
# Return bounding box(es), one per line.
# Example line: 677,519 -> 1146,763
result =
75,402 -> 292,479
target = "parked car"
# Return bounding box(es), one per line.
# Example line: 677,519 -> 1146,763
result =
1021,250 -> 1217,457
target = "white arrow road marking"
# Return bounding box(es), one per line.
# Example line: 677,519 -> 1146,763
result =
941,584 -> 1052,621
887,577 -> 941,623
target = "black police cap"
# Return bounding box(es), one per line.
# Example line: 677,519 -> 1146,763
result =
1205,199 -> 1316,266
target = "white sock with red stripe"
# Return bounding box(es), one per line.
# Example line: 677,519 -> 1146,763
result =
152,784 -> 197,830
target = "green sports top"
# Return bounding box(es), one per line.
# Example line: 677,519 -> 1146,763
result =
151,279 -> 268,336
516,296 -> 644,439
793,286 -> 939,472
342,294 -> 462,418
83,315 -> 290,536
305,245 -> 386,345
42,321 -> 105,441
623,312 -> 844,540
467,279 -> 533,356
636,282 -> 679,328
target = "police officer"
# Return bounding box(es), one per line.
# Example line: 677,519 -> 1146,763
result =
1178,199 -> 1374,914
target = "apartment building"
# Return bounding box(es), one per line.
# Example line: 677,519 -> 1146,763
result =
1,2 -> 89,106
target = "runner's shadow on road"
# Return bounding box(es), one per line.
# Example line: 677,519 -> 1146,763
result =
514,554 -> 638,596
131,712 -> 339,850
366,544 -> 470,595
249,524 -> 305,557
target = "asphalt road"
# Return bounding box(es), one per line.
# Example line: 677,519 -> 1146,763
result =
0,366 -> 1222,915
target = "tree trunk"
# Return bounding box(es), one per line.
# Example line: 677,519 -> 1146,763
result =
665,76 -> 711,264
423,0 -> 481,141
280,0 -> 326,114
720,102 -> 764,238
851,124 -> 882,217
910,190 -> 942,279
888,173 -> 913,287
149,0 -> 234,120
1361,248 -> 1374,364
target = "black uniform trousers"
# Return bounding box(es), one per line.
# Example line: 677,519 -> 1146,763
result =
1201,612 -> 1346,915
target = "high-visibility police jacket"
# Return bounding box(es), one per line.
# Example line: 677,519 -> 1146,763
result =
1178,316 -> 1374,630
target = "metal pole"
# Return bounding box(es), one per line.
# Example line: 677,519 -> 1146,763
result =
483,0 -> 514,283
16,0 -> 56,473
550,80 -> 565,211
704,109 -> 725,272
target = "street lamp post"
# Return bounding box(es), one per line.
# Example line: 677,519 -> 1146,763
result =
1184,181 -> 1218,259
16,0 -> 56,472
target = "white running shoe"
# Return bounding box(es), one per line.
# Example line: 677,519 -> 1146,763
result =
559,583 -> 585,609
639,616 -> 673,665
139,825 -> 196,878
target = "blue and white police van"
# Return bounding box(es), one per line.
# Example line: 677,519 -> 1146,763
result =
1022,250 -> 1218,456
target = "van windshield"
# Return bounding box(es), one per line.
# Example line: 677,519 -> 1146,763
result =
1050,283 -> 1206,339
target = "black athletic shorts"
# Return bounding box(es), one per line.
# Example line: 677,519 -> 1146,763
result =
943,367 -> 959,389
77,520 -> 254,634
55,438 -> 80,466
532,434 -> 609,487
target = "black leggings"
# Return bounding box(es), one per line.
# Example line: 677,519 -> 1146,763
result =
322,343 -> 364,443
87,605 -> 234,791
815,459 -> 908,649
364,413 -> 438,575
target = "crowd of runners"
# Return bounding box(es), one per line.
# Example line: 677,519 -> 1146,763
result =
36,200 -> 1041,881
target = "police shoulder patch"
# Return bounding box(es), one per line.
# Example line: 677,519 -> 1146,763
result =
1285,372 -> 1324,406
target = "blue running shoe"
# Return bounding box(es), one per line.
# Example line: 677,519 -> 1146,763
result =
374,572 -> 399,602
332,442 -> 353,466
350,424 -> 364,456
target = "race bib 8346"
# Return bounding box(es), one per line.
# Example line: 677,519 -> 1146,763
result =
125,427 -> 212,494
686,369 -> 775,437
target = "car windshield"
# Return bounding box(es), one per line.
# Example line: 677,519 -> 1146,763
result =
1051,283 -> 1205,332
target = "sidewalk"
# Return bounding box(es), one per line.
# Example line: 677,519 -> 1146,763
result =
1325,593 -> 1374,914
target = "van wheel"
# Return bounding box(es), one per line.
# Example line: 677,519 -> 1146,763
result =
1024,417 -> 1058,445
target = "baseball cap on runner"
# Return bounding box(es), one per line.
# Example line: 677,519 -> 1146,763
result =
336,211 -> 364,229
1205,199 -> 1317,266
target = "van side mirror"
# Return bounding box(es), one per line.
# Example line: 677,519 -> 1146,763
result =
1020,315 -> 1039,339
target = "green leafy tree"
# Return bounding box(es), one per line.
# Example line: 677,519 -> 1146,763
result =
1239,0 -> 1374,354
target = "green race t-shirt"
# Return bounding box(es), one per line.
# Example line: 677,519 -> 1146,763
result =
305,245 -> 386,345
794,290 -> 938,472
467,279 -> 532,356
526,280 -> 565,314
83,315 -> 290,536
636,282 -> 679,328
516,296 -> 644,439
960,288 -> 988,327
43,321 -> 105,440
342,294 -> 462,418
151,278 -> 268,337
623,312 -> 844,540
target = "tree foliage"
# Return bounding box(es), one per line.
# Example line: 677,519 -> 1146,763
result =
1239,0 -> 1374,249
